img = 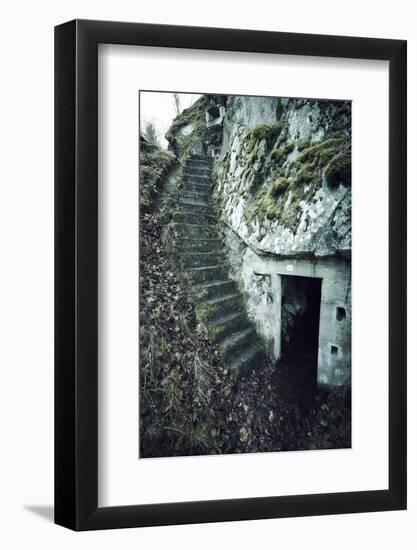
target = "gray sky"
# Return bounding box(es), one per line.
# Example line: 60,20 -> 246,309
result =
140,91 -> 202,149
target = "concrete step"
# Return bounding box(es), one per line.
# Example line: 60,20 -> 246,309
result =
228,344 -> 267,375
197,279 -> 237,299
208,311 -> 251,343
183,170 -> 210,184
175,237 -> 223,252
183,177 -> 211,188
203,292 -> 244,322
181,251 -> 223,268
180,190 -> 211,202
186,163 -> 211,169
178,199 -> 213,214
188,264 -> 228,284
182,182 -> 212,193
172,222 -> 218,239
218,326 -> 257,364
182,170 -> 211,181
184,174 -> 211,183
185,166 -> 211,174
173,210 -> 216,225
188,154 -> 211,161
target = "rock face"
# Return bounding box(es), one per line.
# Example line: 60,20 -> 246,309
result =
213,96 -> 351,258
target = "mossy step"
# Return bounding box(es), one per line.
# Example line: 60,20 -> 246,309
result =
218,326 -> 257,363
172,222 -> 218,239
183,177 -> 211,192
185,159 -> 213,167
185,162 -> 211,170
174,237 -> 223,252
183,170 -> 210,183
198,279 -> 237,299
184,173 -> 211,182
173,210 -> 216,225
178,200 -> 213,214
178,205 -> 214,218
188,154 -> 211,161
181,183 -> 212,193
182,170 -> 211,183
180,190 -> 211,202
180,193 -> 211,203
179,196 -> 210,205
185,165 -> 211,172
186,157 -> 212,165
181,251 -> 223,268
184,169 -> 211,178
228,345 -> 266,376
182,176 -> 211,184
202,293 -> 244,322
187,264 -> 228,284
205,291 -> 240,306
208,311 -> 250,343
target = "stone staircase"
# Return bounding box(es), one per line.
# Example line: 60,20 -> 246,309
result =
171,154 -> 268,376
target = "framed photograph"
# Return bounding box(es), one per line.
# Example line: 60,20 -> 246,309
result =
55,19 -> 406,530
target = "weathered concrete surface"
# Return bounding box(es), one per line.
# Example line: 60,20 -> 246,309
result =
223,226 -> 351,386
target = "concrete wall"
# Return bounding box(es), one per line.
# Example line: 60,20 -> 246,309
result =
224,228 -> 351,386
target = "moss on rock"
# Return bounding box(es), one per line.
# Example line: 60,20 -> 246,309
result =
208,96 -> 351,235
139,140 -> 175,211
241,130 -> 350,232
165,96 -> 211,160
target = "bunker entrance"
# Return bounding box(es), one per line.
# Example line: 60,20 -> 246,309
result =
277,275 -> 322,405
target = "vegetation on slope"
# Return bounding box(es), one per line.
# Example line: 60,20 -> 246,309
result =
165,96 -> 213,163
139,134 -> 351,457
139,138 -> 175,211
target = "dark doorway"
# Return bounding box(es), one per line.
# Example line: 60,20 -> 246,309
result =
277,275 -> 322,409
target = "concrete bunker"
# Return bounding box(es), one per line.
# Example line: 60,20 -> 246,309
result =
224,236 -> 351,387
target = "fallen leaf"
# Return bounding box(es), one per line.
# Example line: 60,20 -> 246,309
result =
239,426 -> 249,442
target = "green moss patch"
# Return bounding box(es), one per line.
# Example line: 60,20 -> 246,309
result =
244,132 -> 350,232
246,175 -> 301,230
210,97 -> 351,234
245,122 -> 284,148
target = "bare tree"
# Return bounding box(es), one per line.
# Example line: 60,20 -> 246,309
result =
173,93 -> 181,115
143,121 -> 159,146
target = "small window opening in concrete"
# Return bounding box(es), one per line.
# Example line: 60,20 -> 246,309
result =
206,104 -> 225,128
207,105 -> 220,122
336,307 -> 346,321
331,345 -> 338,356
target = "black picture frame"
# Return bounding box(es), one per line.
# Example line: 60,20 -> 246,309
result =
55,19 -> 407,531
